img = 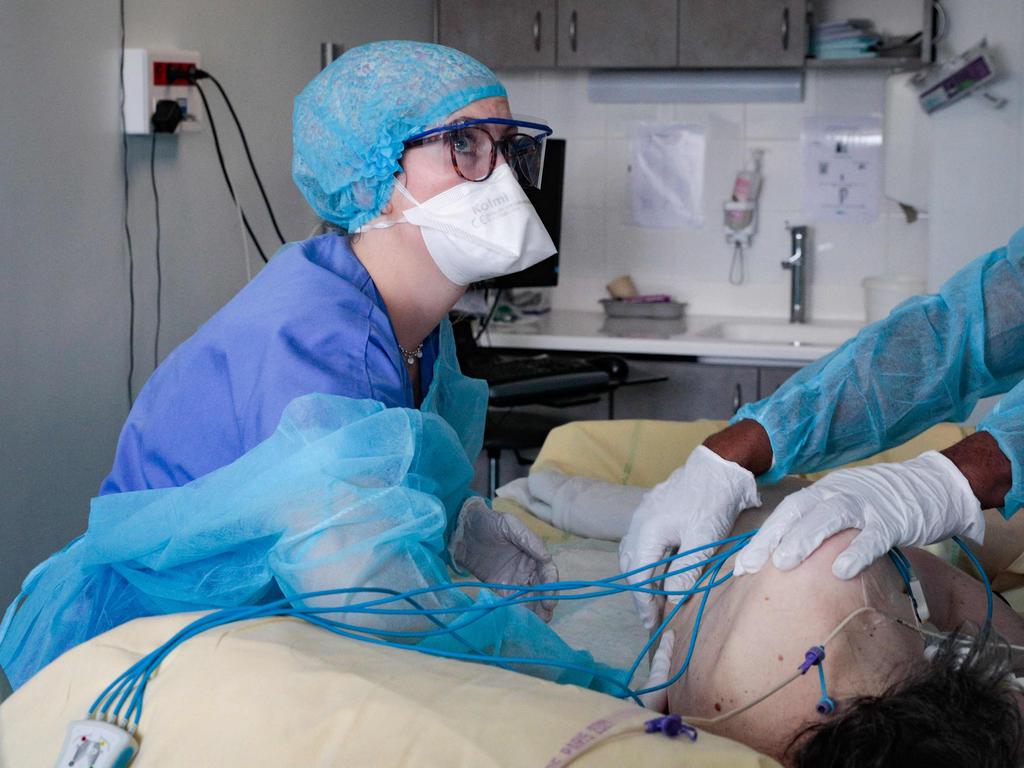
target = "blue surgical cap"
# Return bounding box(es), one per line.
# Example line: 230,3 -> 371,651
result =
292,40 -> 507,231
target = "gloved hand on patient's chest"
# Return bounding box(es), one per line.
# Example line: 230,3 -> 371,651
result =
734,451 -> 985,579
449,496 -> 559,622
619,445 -> 761,630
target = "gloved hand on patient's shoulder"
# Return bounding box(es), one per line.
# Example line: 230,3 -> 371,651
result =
618,446 -> 761,630
450,496 -> 559,622
734,451 -> 985,580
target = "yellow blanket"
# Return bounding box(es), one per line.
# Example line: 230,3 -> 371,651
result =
0,612 -> 778,767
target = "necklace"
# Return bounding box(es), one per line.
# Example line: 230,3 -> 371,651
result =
398,342 -> 424,366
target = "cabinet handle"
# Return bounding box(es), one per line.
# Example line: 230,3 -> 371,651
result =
781,7 -> 790,50
533,11 -> 541,52
570,10 -> 578,53
732,383 -> 742,414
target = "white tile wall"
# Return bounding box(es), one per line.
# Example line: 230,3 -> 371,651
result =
925,0 -> 1024,289
499,68 -> 931,321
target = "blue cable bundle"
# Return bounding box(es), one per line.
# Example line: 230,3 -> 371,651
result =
83,528 -> 995,733
88,531 -> 755,730
85,532 -> 996,733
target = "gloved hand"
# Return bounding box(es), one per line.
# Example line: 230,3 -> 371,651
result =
618,446 -> 761,630
638,630 -> 676,711
449,496 -> 559,622
734,451 -> 985,580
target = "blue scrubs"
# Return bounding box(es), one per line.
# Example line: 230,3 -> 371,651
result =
101,234 -> 439,495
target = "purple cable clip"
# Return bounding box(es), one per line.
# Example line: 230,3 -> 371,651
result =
798,645 -> 825,674
644,714 -> 698,742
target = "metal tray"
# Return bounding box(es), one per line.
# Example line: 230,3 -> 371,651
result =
601,316 -> 687,339
600,298 -> 687,320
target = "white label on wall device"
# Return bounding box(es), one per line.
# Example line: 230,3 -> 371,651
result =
801,116 -> 882,222
627,123 -> 706,228
913,39 -> 1000,114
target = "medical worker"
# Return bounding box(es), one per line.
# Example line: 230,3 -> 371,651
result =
621,228 -> 1024,628
100,40 -> 559,613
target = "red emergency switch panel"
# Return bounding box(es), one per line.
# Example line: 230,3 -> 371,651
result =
152,61 -> 193,86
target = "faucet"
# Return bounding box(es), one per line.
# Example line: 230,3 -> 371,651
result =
781,225 -> 808,324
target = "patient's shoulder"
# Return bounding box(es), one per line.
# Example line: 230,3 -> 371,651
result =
753,529 -> 870,607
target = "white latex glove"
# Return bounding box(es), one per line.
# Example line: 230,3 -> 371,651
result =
734,451 -> 985,580
638,630 -> 676,711
618,446 -> 761,630
449,496 -> 559,622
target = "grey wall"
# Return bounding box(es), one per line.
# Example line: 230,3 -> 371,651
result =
0,1 -> 433,608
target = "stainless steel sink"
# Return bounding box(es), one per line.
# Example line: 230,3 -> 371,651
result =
702,320 -> 861,347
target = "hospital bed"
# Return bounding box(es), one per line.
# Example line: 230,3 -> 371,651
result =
0,418 -> 1013,767
0,611 -> 773,767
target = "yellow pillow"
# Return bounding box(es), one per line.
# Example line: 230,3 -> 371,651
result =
530,419 -> 972,487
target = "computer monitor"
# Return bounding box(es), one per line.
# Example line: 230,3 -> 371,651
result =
478,137 -> 565,290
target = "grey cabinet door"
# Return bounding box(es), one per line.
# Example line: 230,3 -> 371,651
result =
678,0 -> 807,68
757,365 -> 802,399
438,0 -> 557,69
556,0 -> 677,68
602,359 -> 760,421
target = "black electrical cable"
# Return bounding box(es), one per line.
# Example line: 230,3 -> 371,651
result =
150,133 -> 162,370
193,80 -> 268,263
474,288 -> 503,342
119,0 -> 135,408
197,70 -> 286,246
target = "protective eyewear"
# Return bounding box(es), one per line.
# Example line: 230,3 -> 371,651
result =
404,117 -> 553,189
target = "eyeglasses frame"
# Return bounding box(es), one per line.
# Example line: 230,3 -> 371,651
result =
403,118 -> 553,187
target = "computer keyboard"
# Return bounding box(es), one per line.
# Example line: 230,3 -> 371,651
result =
462,354 -> 598,383
461,354 -> 611,401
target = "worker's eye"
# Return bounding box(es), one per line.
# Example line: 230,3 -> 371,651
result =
449,128 -> 482,156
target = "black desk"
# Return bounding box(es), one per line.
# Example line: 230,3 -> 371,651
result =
472,354 -> 667,496
488,374 -> 668,418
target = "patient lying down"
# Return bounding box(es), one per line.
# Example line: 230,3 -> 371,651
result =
502,469 -> 1024,764
652,487 -> 1024,766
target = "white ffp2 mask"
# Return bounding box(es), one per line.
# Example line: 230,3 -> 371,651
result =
370,164 -> 556,286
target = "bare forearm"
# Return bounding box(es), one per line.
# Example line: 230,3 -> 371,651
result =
941,431 -> 1013,510
704,420 -> 773,477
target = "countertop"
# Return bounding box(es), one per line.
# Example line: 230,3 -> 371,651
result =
477,310 -> 862,365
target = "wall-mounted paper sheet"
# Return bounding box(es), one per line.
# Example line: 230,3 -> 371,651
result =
628,123 -> 705,228
801,116 -> 882,221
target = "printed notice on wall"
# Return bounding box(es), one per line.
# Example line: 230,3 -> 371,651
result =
801,116 -> 882,221
628,123 -> 706,228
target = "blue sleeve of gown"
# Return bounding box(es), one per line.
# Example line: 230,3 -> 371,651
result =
100,235 -> 433,494
734,226 -> 1024,515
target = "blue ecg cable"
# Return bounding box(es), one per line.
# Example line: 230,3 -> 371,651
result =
90,532 -> 750,726
87,530 -> 994,732
953,535 -> 993,631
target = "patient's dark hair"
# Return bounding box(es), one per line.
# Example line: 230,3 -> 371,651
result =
789,629 -> 1023,768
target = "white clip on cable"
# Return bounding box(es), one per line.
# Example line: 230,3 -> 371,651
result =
908,576 -> 930,623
